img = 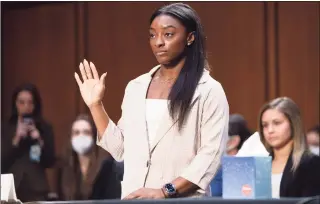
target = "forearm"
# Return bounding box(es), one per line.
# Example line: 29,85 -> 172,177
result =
169,177 -> 199,197
89,102 -> 110,140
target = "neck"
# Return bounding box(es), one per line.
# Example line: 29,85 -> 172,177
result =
78,154 -> 91,173
158,57 -> 186,79
273,140 -> 293,161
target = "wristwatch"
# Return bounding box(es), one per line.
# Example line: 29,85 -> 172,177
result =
163,183 -> 177,198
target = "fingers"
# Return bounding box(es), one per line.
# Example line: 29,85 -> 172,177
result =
90,61 -> 99,80
100,72 -> 108,86
123,189 -> 141,200
83,59 -> 93,79
74,72 -> 82,87
79,63 -> 87,81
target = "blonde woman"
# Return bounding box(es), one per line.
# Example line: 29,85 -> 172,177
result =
258,97 -> 320,198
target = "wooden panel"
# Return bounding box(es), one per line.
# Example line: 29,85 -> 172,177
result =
86,2 -> 267,130
188,2 -> 266,129
278,2 -> 320,129
2,3 -> 78,155
87,2 -> 165,121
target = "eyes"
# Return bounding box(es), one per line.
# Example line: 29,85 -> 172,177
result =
17,99 -> 34,106
72,129 -> 92,136
262,120 -> 283,129
149,32 -> 174,39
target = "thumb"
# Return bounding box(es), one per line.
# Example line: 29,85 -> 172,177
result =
100,72 -> 107,86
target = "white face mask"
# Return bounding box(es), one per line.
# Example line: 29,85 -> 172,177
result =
71,135 -> 94,155
309,145 -> 319,156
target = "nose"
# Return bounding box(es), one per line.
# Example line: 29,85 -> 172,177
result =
155,35 -> 165,48
267,125 -> 274,134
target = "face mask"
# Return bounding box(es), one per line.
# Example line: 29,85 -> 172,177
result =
71,135 -> 94,155
309,145 -> 319,156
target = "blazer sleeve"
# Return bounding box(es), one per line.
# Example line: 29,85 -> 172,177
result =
180,83 -> 229,191
1,123 -> 21,172
96,82 -> 132,162
39,122 -> 56,168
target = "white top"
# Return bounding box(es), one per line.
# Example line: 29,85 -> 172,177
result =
146,99 -> 168,147
271,173 -> 283,199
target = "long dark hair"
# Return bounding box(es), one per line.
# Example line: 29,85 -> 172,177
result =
150,3 -> 208,130
9,83 -> 43,124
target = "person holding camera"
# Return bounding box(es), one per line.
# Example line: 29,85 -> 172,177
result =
1,83 -> 56,202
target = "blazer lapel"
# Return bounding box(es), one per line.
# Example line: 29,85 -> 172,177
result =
280,153 -> 294,197
142,66 -> 210,153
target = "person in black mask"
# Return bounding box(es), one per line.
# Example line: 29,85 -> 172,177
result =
1,83 -> 55,202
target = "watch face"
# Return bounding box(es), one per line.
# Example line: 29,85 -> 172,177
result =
165,183 -> 176,194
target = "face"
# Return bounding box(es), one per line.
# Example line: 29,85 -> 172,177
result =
149,14 -> 194,65
226,135 -> 240,155
71,120 -> 93,138
306,131 -> 319,146
261,109 -> 292,149
16,90 -> 35,116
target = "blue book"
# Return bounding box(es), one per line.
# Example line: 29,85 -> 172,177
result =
222,156 -> 272,199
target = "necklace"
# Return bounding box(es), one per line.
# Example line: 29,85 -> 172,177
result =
153,73 -> 177,84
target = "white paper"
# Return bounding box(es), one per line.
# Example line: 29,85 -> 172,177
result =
236,132 -> 269,157
1,174 -> 18,202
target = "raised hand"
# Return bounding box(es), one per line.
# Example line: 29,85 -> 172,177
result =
74,59 -> 107,108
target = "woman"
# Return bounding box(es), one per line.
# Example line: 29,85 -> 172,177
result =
258,97 -> 320,198
56,114 -> 122,200
1,83 -> 55,202
74,3 -> 229,199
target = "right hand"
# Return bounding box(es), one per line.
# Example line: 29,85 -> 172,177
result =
13,121 -> 29,146
74,59 -> 107,108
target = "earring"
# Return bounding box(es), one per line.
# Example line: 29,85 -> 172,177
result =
187,42 -> 191,46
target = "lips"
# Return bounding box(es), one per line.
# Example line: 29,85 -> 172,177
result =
155,51 -> 167,56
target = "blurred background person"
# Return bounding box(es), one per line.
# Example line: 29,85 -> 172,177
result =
306,125 -> 319,155
226,114 -> 252,155
1,83 -> 56,202
258,97 -> 320,198
211,113 -> 252,196
55,114 -> 122,200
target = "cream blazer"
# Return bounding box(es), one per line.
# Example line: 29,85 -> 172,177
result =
97,65 -> 229,198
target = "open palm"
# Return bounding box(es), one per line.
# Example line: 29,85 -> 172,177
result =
74,59 -> 107,107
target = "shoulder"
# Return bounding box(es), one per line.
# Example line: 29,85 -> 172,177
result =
297,152 -> 320,177
300,152 -> 320,169
198,70 -> 228,106
123,65 -> 159,93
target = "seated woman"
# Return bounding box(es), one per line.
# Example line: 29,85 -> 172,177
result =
258,97 -> 320,198
1,83 -> 55,202
56,114 -> 122,200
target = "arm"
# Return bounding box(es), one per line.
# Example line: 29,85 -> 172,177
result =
174,84 -> 229,196
95,82 -> 131,161
39,123 -> 56,168
75,60 -> 127,161
1,123 -> 24,173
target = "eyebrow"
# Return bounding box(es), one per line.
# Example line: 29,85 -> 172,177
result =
149,25 -> 177,30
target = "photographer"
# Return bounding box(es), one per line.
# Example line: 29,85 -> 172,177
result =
1,83 -> 55,202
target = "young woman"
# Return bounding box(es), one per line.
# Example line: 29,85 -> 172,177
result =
56,114 -> 122,200
258,97 -> 320,198
75,3 -> 229,199
1,83 -> 55,202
